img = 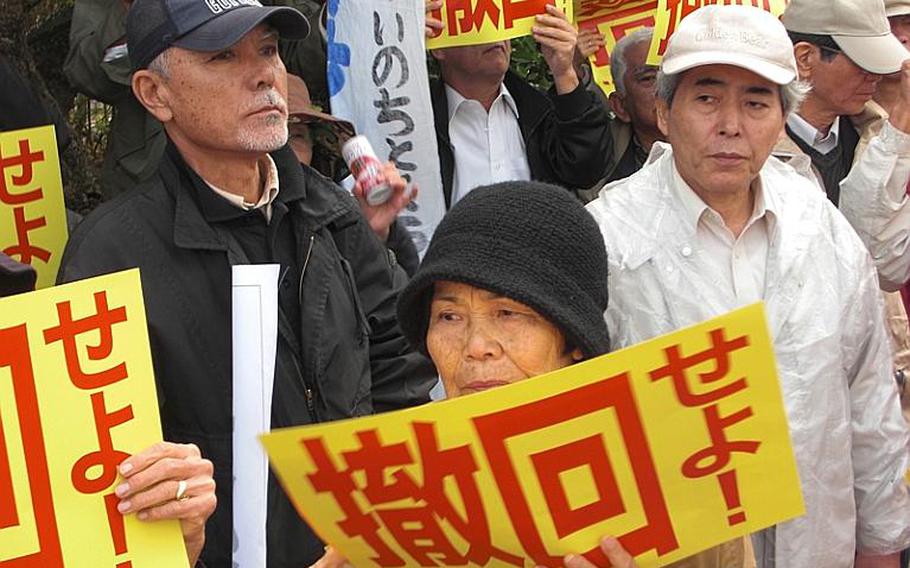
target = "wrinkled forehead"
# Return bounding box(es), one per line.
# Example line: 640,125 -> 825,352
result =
677,63 -> 779,93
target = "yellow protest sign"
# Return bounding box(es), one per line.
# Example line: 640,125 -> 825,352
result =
0,269 -> 188,567
647,0 -> 789,65
427,0 -> 574,49
0,125 -> 68,289
576,0 -> 658,96
262,303 -> 804,567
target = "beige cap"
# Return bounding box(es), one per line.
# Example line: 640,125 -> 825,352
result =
782,0 -> 906,74
661,5 -> 797,85
886,0 -> 910,17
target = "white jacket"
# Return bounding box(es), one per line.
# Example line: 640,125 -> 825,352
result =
833,104 -> 910,292
587,144 -> 910,567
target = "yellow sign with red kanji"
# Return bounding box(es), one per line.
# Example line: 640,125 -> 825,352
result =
426,0 -> 574,49
0,125 -> 68,289
0,269 -> 188,567
576,0 -> 658,96
262,303 -> 805,567
647,0 -> 789,65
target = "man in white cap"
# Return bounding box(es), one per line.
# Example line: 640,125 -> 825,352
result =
585,4 -> 910,568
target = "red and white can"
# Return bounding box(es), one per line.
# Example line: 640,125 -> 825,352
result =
342,135 -> 392,206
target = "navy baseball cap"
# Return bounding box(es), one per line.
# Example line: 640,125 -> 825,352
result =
127,0 -> 310,71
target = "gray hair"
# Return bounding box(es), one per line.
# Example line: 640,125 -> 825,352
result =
610,28 -> 654,97
147,48 -> 173,79
655,69 -> 811,117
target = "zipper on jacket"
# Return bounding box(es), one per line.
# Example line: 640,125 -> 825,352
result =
304,386 -> 315,415
298,234 -> 315,300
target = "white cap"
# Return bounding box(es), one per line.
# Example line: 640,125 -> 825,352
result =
783,0 -> 907,74
886,0 -> 910,17
660,5 -> 797,85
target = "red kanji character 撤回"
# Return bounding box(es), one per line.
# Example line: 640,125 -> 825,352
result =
473,372 -> 678,567
649,328 -> 751,407
304,424 -> 524,567
42,291 -> 129,390
681,404 -> 761,479
2,207 -> 51,266
446,0 -> 501,35
0,139 -> 44,205
304,435 -> 407,566
394,422 -> 524,566
70,391 -> 133,494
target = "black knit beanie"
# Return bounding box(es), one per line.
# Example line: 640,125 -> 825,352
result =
396,181 -> 610,359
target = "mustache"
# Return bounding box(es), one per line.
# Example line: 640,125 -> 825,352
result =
245,89 -> 288,114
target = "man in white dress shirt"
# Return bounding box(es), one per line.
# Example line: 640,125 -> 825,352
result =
428,4 -> 611,207
586,5 -> 910,568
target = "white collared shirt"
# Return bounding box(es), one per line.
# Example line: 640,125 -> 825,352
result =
446,83 -> 531,206
205,155 -> 280,223
787,112 -> 840,155
669,166 -> 773,305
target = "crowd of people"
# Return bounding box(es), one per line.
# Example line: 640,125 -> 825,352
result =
4,0 -> 910,566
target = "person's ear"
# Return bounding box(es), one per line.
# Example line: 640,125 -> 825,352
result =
571,347 -> 584,362
132,70 -> 174,123
656,98 -> 670,138
609,92 -> 632,123
793,42 -> 816,80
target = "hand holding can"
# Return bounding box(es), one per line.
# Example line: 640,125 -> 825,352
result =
342,136 -> 392,206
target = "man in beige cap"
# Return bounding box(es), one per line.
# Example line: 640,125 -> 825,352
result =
875,0 -> 910,112
775,0 -> 910,287
583,4 -> 910,568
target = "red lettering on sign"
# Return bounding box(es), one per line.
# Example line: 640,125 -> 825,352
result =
473,372 -> 678,566
0,140 -> 44,206
43,291 -> 129,390
3,206 -> 51,266
0,324 -> 64,567
650,328 -> 760,526
305,422 -> 523,566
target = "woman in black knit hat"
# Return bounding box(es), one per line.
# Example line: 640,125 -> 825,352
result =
396,180 -> 611,395
314,181 -> 637,568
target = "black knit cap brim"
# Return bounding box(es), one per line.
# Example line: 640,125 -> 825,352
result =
396,182 -> 610,361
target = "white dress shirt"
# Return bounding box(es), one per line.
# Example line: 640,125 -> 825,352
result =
670,166 -> 773,305
787,112 -> 840,155
446,83 -> 531,205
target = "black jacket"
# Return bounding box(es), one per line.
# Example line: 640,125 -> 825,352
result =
58,143 -> 435,567
430,70 -> 612,207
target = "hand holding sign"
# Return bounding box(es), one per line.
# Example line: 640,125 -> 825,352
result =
532,4 -> 580,94
534,537 -> 639,568
115,442 -> 217,566
425,0 -> 444,37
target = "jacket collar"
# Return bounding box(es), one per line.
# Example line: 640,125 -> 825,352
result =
164,140 -> 352,252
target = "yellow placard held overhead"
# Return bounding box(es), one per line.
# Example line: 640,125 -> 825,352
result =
262,303 -> 805,567
427,0 -> 574,49
0,125 -> 68,289
0,269 -> 188,567
647,0 -> 789,65
576,0 -> 658,96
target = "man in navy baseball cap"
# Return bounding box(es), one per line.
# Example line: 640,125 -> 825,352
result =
126,0 -> 310,71
58,0 -> 437,566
